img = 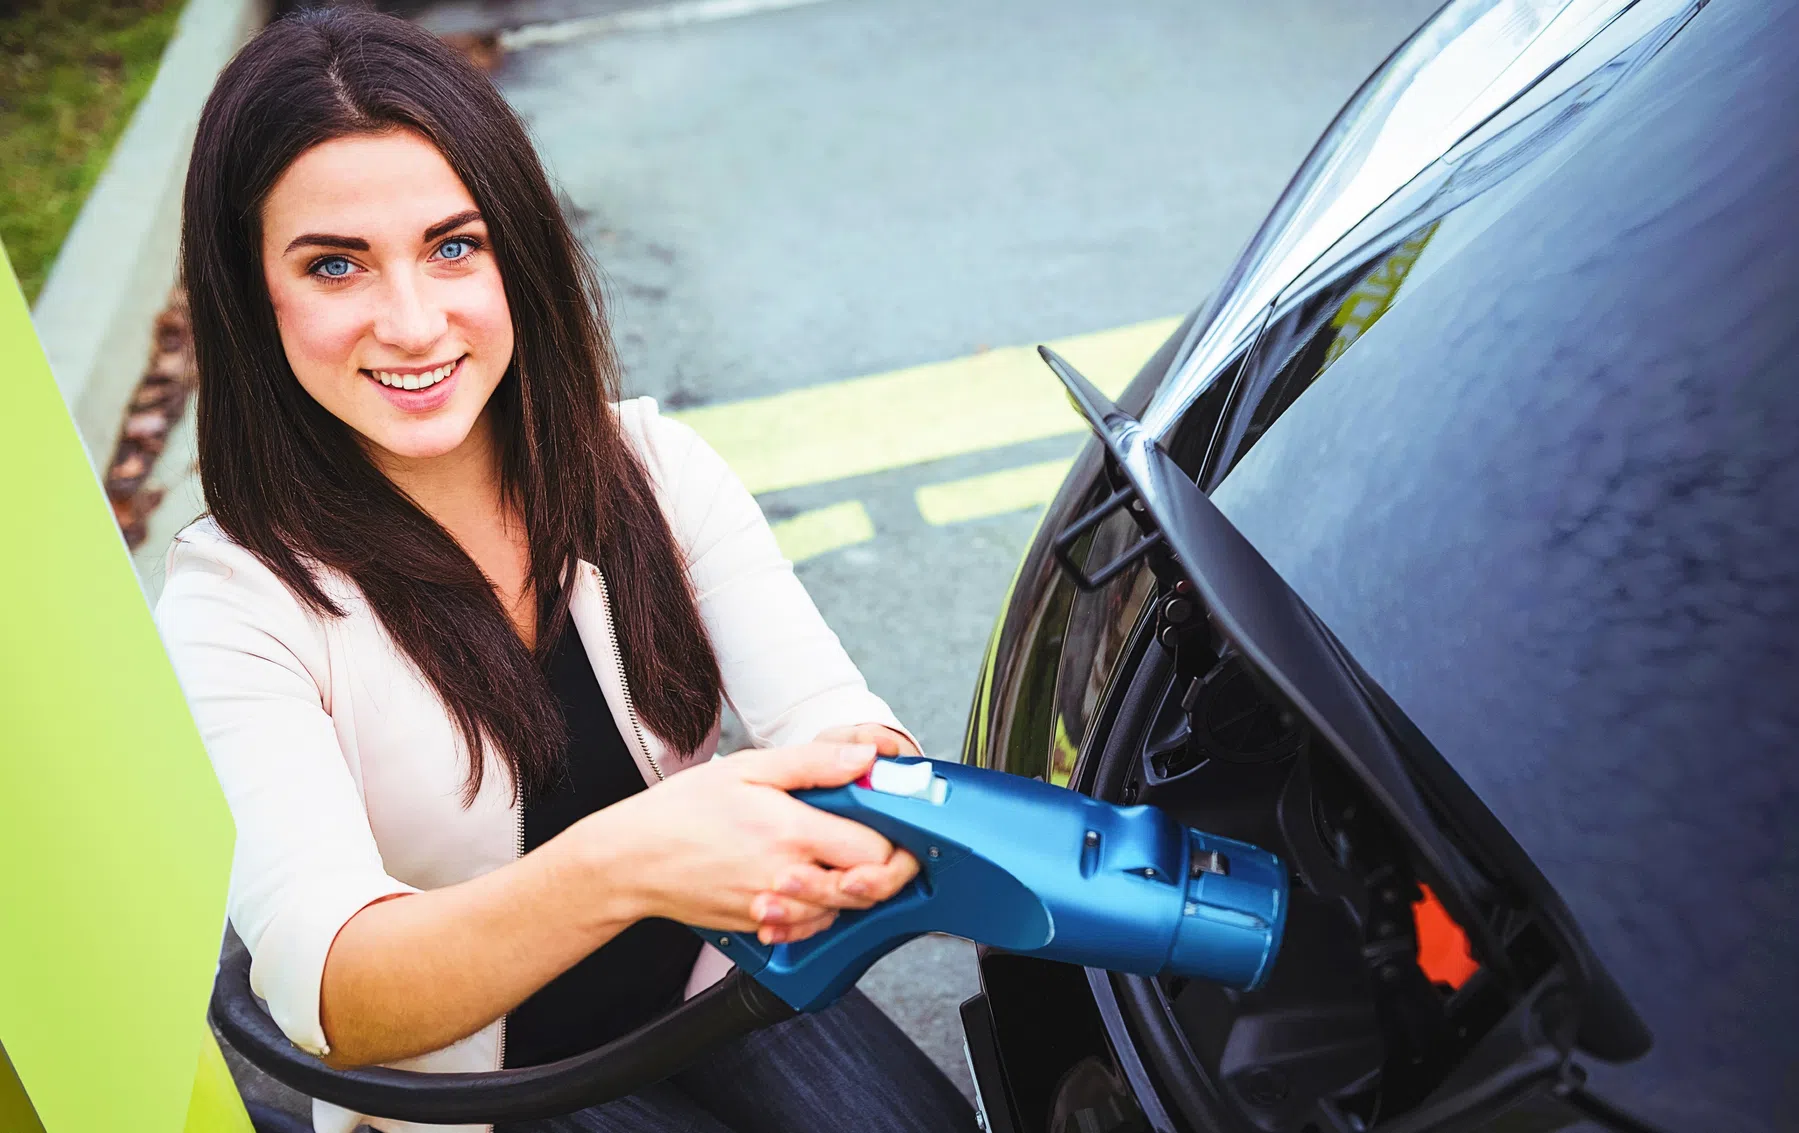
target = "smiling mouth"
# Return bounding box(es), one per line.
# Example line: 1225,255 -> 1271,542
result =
365,356 -> 463,391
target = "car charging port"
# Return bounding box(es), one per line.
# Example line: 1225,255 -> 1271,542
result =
1089,587 -> 1582,1133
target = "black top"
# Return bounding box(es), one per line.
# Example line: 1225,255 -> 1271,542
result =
501,618 -> 702,1069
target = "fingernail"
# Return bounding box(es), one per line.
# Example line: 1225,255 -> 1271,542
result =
753,896 -> 783,923
843,877 -> 870,898
777,874 -> 803,896
839,743 -> 877,765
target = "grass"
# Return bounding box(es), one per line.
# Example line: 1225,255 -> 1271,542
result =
0,0 -> 184,302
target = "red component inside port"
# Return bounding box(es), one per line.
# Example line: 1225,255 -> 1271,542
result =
1413,884 -> 1478,989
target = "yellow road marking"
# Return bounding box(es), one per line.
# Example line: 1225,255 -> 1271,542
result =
672,316 -> 1180,496
915,458 -> 1076,526
769,500 -> 875,563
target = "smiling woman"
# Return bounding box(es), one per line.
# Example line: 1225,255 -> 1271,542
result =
259,134 -> 515,477
157,9 -> 970,1133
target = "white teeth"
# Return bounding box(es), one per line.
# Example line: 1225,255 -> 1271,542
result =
371,359 -> 458,390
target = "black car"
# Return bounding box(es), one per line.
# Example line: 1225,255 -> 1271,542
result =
956,2 -> 1797,1132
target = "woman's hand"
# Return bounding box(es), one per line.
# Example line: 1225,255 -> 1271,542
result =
812,723 -> 921,757
577,742 -> 919,947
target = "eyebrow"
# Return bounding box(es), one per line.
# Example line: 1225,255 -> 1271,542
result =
424,209 -> 484,242
282,210 -> 485,256
284,232 -> 369,255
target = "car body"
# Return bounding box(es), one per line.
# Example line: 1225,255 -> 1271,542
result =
957,2 -> 1798,1132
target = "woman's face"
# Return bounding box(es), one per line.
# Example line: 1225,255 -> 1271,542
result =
260,129 -> 514,468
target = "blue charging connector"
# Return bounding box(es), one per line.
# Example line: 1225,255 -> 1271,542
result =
693,757 -> 1287,1012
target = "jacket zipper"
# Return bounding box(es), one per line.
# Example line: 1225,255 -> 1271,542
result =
592,564 -> 663,782
495,805 -> 525,1087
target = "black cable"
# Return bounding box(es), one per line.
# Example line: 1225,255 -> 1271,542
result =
210,945 -> 796,1124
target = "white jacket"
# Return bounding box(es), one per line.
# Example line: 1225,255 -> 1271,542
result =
154,398 -> 912,1133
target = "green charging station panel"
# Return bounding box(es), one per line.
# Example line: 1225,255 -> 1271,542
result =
0,240 -> 253,1132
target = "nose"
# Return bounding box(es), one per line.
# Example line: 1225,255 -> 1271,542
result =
372,269 -> 448,355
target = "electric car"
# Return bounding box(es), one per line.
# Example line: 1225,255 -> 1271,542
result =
956,2 -> 1798,1132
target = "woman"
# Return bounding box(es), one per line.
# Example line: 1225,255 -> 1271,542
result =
156,9 -> 976,1133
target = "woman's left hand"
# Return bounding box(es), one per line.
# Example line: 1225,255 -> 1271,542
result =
811,723 -> 921,757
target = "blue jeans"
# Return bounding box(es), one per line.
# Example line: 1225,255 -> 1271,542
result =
496,989 -> 979,1133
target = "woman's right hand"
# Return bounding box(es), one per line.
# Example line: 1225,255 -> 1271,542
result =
567,742 -> 920,946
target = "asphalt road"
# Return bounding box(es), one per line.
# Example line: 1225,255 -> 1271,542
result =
432,0 -> 1442,1103
210,0 -> 1441,1118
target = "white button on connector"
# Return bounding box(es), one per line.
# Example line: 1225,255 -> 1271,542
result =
869,759 -> 932,797
868,759 -> 948,804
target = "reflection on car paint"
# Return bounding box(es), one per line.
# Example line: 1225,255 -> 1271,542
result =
969,954 -> 1150,1133
1002,555 -> 1075,784
1048,511 -> 1158,788
963,465 -> 1095,782
1211,220 -> 1443,482
1321,222 -> 1440,369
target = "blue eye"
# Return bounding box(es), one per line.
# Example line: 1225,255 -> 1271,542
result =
315,257 -> 353,279
438,238 -> 474,261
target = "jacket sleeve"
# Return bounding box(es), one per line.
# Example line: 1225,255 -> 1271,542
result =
629,400 -> 922,753
154,535 -> 418,1057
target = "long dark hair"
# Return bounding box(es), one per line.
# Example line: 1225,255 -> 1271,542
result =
182,7 -> 722,802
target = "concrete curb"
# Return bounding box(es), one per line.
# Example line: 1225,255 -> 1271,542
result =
30,0 -> 266,477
